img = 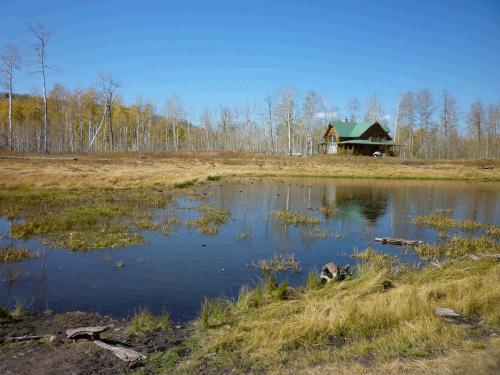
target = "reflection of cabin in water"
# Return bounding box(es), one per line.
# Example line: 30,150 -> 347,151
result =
318,120 -> 402,156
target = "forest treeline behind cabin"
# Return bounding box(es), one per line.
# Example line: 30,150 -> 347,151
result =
1,26 -> 499,159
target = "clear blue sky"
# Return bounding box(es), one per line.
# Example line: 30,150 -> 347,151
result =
1,0 -> 499,124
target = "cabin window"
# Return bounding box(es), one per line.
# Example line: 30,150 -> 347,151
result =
329,135 -> 337,142
371,134 -> 383,142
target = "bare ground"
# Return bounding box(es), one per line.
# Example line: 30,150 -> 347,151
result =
0,311 -> 191,375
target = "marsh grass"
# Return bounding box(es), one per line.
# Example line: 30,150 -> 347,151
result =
135,220 -> 161,231
237,231 -> 252,240
11,296 -> 28,317
174,246 -> 500,374
127,309 -> 170,337
1,188 -> 170,250
173,179 -> 198,189
0,246 -> 37,263
302,229 -> 329,239
0,305 -> 11,325
251,254 -> 301,273
305,270 -> 323,290
485,224 -> 500,238
274,210 -> 321,226
414,236 -> 500,260
414,214 -> 482,231
318,206 -> 339,217
200,298 -> 229,329
187,205 -> 229,235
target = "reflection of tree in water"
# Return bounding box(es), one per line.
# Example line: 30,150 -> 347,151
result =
322,183 -> 389,223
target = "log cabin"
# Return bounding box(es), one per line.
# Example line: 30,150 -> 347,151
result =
318,120 -> 402,156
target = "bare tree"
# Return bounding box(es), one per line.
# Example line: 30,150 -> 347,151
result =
29,24 -> 51,153
347,97 -> 360,122
416,89 -> 435,158
98,73 -> 120,151
364,94 -> 385,123
467,100 -> 485,159
277,86 -> 297,155
303,91 -> 322,155
164,95 -> 185,151
486,104 -> 499,158
439,90 -> 458,159
265,95 -> 274,154
0,43 -> 21,151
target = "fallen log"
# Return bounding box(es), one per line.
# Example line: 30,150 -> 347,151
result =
0,156 -> 78,161
468,253 -> 500,261
4,334 -> 56,342
94,340 -> 146,367
66,325 -> 112,340
434,307 -> 460,318
375,237 -> 423,246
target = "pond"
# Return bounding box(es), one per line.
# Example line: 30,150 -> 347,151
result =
1,178 -> 499,321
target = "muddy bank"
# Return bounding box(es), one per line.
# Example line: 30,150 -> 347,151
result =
0,311 -> 191,375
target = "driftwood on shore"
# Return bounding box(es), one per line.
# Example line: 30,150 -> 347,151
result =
66,325 -> 112,340
4,334 -> 56,342
375,237 -> 423,246
94,340 -> 146,367
0,155 -> 78,161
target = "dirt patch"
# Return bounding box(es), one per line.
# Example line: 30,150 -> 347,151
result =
0,311 -> 191,375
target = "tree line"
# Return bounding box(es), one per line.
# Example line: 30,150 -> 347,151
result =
1,25 -> 498,158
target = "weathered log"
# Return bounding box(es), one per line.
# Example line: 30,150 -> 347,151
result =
468,253 -> 500,261
5,334 -> 56,342
66,325 -> 112,340
94,340 -> 146,367
375,237 -> 423,246
434,307 -> 460,318
0,156 -> 78,161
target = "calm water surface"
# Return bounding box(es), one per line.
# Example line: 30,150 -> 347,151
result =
0,178 -> 498,321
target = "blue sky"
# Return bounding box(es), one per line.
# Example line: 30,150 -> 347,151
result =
1,0 -> 499,123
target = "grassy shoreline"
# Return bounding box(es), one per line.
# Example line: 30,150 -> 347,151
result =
0,151 -> 499,190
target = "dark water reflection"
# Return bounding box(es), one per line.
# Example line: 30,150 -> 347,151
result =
0,178 -> 498,321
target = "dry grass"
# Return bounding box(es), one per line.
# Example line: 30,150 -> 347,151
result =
414,215 -> 482,231
251,254 -> 301,273
127,309 -> 170,337
187,205 -> 229,235
414,236 -> 500,260
274,210 -> 321,226
164,247 -> 500,374
0,188 -> 169,250
0,245 -> 37,263
0,152 -> 498,190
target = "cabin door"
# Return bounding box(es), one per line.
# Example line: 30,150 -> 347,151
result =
327,144 -> 337,155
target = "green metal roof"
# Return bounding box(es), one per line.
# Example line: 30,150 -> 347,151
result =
338,140 -> 402,146
330,120 -> 390,138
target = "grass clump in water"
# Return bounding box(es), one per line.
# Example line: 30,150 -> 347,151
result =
251,254 -> 301,273
187,205 -> 229,235
414,236 -> 500,260
173,179 -> 198,189
274,210 -> 321,226
0,246 -> 37,263
318,206 -> 339,217
414,215 -> 481,231
53,224 -> 143,251
127,309 -> 170,337
135,220 -> 161,231
1,187 -> 171,251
